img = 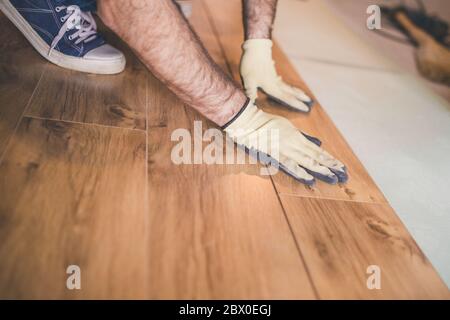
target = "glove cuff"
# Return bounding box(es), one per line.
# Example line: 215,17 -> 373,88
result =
221,98 -> 252,130
242,39 -> 273,51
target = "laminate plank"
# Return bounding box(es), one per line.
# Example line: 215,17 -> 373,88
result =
0,12 -> 46,157
145,3 -> 316,299
0,117 -> 148,299
25,26 -> 147,130
202,0 -> 386,203
279,195 -> 449,299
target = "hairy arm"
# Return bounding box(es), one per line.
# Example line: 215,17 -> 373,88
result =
97,0 -> 246,126
243,0 -> 278,40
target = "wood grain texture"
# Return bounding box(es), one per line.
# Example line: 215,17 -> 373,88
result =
0,0 -> 447,300
201,0 -> 448,299
280,195 -> 449,299
0,12 -> 46,157
147,89 -> 316,300
202,0 -> 386,203
145,3 -> 316,299
26,27 -> 147,131
0,117 -> 148,299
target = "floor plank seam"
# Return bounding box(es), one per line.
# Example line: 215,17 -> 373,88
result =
0,63 -> 47,165
269,175 -> 321,299
278,192 -> 389,205
22,115 -> 147,133
144,72 -> 151,296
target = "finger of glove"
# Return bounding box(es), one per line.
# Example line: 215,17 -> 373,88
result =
242,77 -> 258,102
278,155 -> 315,186
264,88 -> 311,112
301,140 -> 345,171
297,137 -> 348,183
280,82 -> 313,105
329,166 -> 348,183
291,149 -> 339,184
237,143 -> 316,186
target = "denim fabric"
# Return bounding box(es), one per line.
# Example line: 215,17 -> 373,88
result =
9,0 -> 103,57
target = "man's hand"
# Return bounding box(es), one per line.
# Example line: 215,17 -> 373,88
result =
240,39 -> 314,112
224,102 -> 348,185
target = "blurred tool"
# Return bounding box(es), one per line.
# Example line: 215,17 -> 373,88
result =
379,0 -> 449,48
377,0 -> 450,85
396,11 -> 450,86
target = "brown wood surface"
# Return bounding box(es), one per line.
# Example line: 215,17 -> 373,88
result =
25,39 -> 148,130
0,117 -> 148,299
0,0 -> 448,299
280,195 -> 449,299
0,13 -> 46,157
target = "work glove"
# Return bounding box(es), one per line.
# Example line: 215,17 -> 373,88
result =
223,101 -> 347,185
240,39 -> 314,112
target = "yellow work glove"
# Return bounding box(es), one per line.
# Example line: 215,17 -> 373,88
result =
223,101 -> 347,185
240,39 -> 313,112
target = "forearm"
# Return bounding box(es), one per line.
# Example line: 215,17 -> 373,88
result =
97,0 -> 246,126
243,0 -> 278,40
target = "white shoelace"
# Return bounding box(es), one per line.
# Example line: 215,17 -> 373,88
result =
49,5 -> 98,56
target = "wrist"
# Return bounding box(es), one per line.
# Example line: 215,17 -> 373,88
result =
213,91 -> 248,128
221,98 -> 252,130
242,39 -> 273,64
243,39 -> 273,50
245,28 -> 273,40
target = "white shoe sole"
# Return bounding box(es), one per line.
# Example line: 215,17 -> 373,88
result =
0,0 -> 126,74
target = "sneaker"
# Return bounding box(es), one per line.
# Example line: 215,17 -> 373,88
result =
0,0 -> 126,74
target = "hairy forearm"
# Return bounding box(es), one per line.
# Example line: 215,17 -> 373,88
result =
97,0 -> 246,126
243,0 -> 278,40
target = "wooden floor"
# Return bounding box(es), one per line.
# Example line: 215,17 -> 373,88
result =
0,0 -> 448,299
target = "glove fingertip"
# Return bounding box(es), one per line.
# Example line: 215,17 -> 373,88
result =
303,167 -> 339,185
276,161 -> 316,186
330,167 -> 349,183
303,99 -> 315,109
269,94 -> 311,113
304,177 -> 316,186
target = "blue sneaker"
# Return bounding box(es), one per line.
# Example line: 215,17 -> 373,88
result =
0,0 -> 126,74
